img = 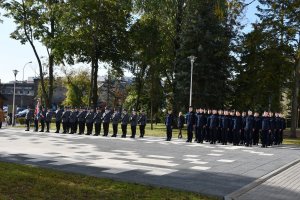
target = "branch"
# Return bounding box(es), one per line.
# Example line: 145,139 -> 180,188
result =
244,0 -> 256,8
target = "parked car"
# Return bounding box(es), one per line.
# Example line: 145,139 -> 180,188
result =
15,109 -> 28,118
3,106 -> 8,113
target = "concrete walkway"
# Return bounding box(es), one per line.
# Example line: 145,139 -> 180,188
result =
226,159 -> 300,200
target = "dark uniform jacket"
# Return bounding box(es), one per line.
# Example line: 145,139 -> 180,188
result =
102,112 -> 111,123
121,113 -> 129,125
93,111 -> 103,124
62,111 -> 71,123
233,116 -> 242,130
186,112 -> 196,127
218,115 -> 223,128
77,111 -> 87,122
177,115 -> 185,128
55,109 -> 63,122
280,118 -> 286,130
45,111 -> 53,122
275,117 -> 281,130
69,111 -> 78,123
222,115 -> 230,129
165,114 -> 173,126
209,114 -> 219,129
245,115 -> 254,130
40,110 -> 46,121
85,112 -> 94,124
138,114 -> 147,126
112,112 -> 121,125
196,113 -> 207,128
130,114 -> 138,126
269,117 -> 276,130
262,117 -> 271,130
25,110 -> 34,120
254,117 -> 262,130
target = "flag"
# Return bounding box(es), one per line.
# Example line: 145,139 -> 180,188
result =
35,98 -> 40,115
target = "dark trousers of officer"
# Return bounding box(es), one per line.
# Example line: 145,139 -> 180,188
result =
178,127 -> 183,138
74,122 -> 78,133
78,121 -> 85,134
279,130 -> 283,144
46,121 -> 50,132
228,129 -> 233,143
268,130 -> 274,146
139,125 -> 145,137
274,129 -> 280,145
221,128 -> 228,144
40,120 -> 45,132
245,129 -> 253,146
261,130 -> 268,147
205,127 -> 210,142
253,129 -> 260,145
25,119 -> 30,131
62,122 -> 68,133
112,124 -> 118,136
166,125 -> 172,141
86,123 -> 93,135
217,127 -> 222,143
121,124 -> 127,137
233,129 -> 240,145
94,123 -> 101,135
103,122 -> 109,136
240,129 -> 245,144
187,125 -> 193,142
69,122 -> 75,134
196,127 -> 204,143
210,128 -> 217,144
34,120 -> 39,131
131,125 -> 136,138
0,122 -> 2,128
55,121 -> 61,133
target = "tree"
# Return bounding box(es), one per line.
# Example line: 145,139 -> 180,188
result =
2,0 -> 63,107
57,0 -> 132,110
255,0 -> 300,137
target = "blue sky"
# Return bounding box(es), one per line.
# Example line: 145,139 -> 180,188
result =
0,0 -> 259,83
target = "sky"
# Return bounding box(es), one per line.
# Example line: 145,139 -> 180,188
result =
0,0 -> 260,84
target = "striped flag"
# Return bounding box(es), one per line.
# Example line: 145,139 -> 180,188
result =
35,98 -> 40,115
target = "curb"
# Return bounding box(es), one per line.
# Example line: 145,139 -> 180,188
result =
224,158 -> 300,200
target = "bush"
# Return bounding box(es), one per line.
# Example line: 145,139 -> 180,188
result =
16,118 -> 26,125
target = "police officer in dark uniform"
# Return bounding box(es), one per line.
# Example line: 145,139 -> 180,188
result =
222,110 -> 230,145
186,106 -> 196,143
217,110 -> 223,143
111,109 -> 121,137
130,110 -> 138,138
39,107 -> 46,132
279,113 -> 286,144
45,108 -> 53,132
228,111 -> 235,144
196,108 -> 206,143
77,107 -> 87,135
85,108 -> 94,135
209,109 -> 219,144
205,109 -> 212,142
177,112 -> 185,139
165,109 -> 173,141
233,111 -> 242,145
269,112 -> 276,146
261,111 -> 271,148
138,110 -> 147,138
274,113 -> 281,145
25,106 -> 34,131
62,106 -> 71,134
55,107 -> 63,133
253,112 -> 262,145
245,110 -> 254,147
240,112 -> 246,145
34,108 -> 40,132
121,109 -> 129,138
69,107 -> 78,134
93,107 -> 103,136
102,107 -> 111,136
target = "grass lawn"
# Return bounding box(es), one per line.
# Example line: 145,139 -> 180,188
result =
0,162 -> 217,200
283,137 -> 300,145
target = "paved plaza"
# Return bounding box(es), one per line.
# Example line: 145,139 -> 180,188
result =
0,128 -> 300,199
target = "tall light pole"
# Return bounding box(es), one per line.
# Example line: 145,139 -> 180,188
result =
188,55 -> 197,107
21,61 -> 32,107
22,61 -> 32,82
12,69 -> 19,126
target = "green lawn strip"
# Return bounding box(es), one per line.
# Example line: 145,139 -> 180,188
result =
0,162 -> 217,200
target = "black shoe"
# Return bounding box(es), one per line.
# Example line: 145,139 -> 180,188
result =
130,136 -> 135,138
111,135 -> 117,137
39,130 -> 44,132
121,135 -> 126,138
25,129 -> 29,131
93,134 -> 99,136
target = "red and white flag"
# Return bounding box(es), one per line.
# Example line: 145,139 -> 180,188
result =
35,98 -> 40,115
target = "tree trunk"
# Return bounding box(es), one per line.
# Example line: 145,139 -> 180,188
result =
92,58 -> 99,111
89,63 -> 94,107
48,54 -> 54,108
290,59 -> 300,138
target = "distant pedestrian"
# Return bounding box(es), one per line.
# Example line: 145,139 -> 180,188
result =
0,108 -> 5,129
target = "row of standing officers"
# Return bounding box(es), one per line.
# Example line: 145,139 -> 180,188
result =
24,106 -> 147,138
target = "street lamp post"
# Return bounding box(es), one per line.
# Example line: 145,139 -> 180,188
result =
12,69 -> 19,126
21,61 -> 32,107
188,55 -> 197,107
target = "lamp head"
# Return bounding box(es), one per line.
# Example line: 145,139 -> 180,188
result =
188,55 -> 197,63
12,69 -> 19,77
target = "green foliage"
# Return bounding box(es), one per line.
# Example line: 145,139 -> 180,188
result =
63,69 -> 90,107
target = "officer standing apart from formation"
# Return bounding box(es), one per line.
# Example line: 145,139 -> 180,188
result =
45,108 -> 53,132
121,109 -> 129,138
165,109 -> 173,141
25,106 -> 34,131
130,110 -> 138,138
111,109 -> 121,137
55,107 -> 63,133
138,110 -> 147,138
177,112 -> 185,139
